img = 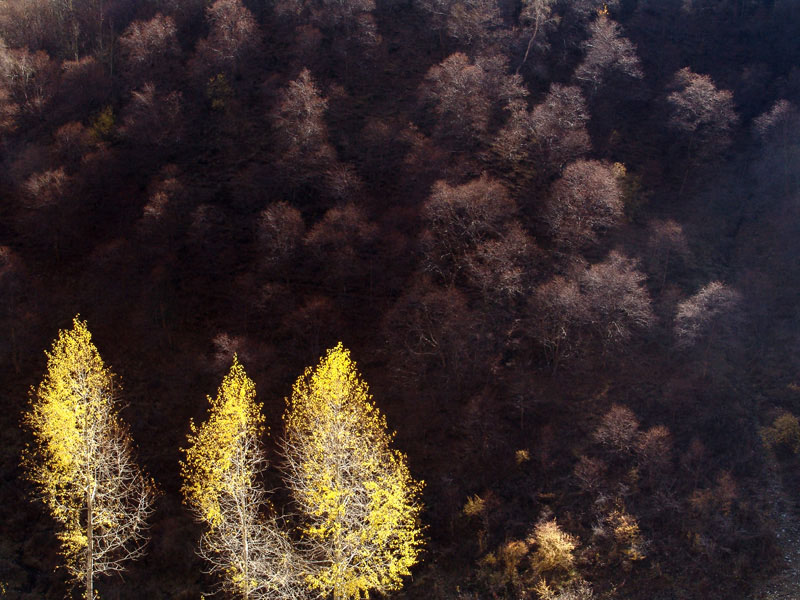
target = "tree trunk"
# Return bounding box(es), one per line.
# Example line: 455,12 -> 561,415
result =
517,19 -> 540,74
241,503 -> 249,600
86,492 -> 93,600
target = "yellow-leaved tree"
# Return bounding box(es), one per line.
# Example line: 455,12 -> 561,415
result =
181,356 -> 305,600
22,317 -> 156,600
283,343 -> 424,600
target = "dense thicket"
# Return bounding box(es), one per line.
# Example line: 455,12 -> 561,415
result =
2,0 -> 800,598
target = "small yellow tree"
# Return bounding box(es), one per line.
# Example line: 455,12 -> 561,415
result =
181,356 -> 305,600
282,343 -> 424,600
22,317 -> 156,599
529,519 -> 579,599
529,520 -> 576,575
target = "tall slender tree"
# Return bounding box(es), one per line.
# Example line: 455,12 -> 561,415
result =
282,343 -> 424,600
22,317 -> 156,599
181,356 -> 305,600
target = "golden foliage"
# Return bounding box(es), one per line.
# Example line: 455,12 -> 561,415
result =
206,73 -> 233,111
607,508 -> 645,561
22,317 -> 154,592
476,517 -> 585,599
478,539 -> 530,592
761,412 -> 800,454
90,105 -> 115,140
529,520 -> 577,576
24,318 -> 110,570
182,356 -> 264,527
181,357 -> 305,600
463,494 -> 486,518
283,343 -> 424,599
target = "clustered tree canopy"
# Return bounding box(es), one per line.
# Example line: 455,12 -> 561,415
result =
27,321 -> 423,600
183,345 -> 424,600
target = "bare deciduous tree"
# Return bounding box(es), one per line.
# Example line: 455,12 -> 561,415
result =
22,166 -> 69,208
445,0 -> 504,50
666,67 -> 738,165
635,425 -> 672,482
529,274 -> 589,370
593,404 -> 640,454
464,221 -> 539,303
272,68 -> 337,184
52,121 -> 95,169
56,56 -> 110,121
421,52 -> 527,147
574,15 -> 642,94
492,83 -> 590,175
274,68 -> 330,151
305,202 -> 379,292
0,42 -> 59,118
276,0 -> 380,64
674,281 -> 740,349
753,99 -> 800,142
257,202 -> 306,274
195,0 -> 259,76
416,0 -> 505,52
753,99 -> 800,199
573,455 -> 608,494
544,160 -> 624,250
119,14 -> 180,85
122,83 -> 184,147
383,280 -> 484,388
516,0 -> 556,72
580,251 -> 655,349
529,252 -> 653,367
421,174 -> 518,281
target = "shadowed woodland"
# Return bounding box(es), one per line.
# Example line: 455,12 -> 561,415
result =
2,0 -> 800,598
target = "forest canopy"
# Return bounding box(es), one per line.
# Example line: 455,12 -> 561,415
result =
2,0 -> 800,598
